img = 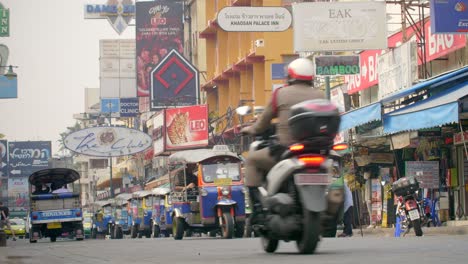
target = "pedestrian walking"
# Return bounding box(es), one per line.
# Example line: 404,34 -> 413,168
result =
338,184 -> 354,237
0,201 -> 16,241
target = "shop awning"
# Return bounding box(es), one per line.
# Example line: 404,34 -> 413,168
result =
381,66 -> 468,105
338,103 -> 381,132
383,82 -> 468,134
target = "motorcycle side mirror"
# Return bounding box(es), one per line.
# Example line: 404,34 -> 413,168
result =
235,105 -> 251,116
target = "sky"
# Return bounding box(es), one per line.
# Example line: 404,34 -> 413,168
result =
0,0 -> 136,155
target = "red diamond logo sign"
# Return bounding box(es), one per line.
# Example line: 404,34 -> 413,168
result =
150,49 -> 199,110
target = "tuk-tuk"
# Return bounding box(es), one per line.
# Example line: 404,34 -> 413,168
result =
151,186 -> 172,238
28,168 -> 84,243
90,200 -> 115,239
112,193 -> 133,239
167,145 -> 246,240
130,190 -> 153,238
83,212 -> 93,238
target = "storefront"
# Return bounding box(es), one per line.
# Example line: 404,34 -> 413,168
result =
454,130 -> 468,220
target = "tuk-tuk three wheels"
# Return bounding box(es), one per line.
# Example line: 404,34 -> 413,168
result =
109,225 -> 124,239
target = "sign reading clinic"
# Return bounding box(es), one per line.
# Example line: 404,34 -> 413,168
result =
217,7 -> 292,32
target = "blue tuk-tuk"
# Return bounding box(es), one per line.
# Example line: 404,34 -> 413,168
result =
167,145 -> 246,240
130,190 -> 153,238
91,200 -> 114,239
151,186 -> 172,238
112,193 -> 133,239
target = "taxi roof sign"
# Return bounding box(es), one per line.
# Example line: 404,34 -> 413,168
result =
212,145 -> 230,152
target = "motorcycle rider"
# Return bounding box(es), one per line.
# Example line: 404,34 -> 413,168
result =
241,58 -> 325,224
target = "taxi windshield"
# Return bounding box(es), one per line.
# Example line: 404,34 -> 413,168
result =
202,162 -> 241,183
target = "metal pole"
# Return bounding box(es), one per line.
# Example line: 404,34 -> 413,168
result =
108,110 -> 114,198
325,76 -> 331,100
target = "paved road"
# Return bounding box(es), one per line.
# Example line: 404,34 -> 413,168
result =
1,235 -> 468,264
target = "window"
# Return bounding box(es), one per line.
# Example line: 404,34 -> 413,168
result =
202,162 -> 241,183
90,159 -> 108,169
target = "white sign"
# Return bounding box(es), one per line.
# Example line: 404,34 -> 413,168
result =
152,111 -> 165,156
84,0 -> 135,35
64,126 -> 152,157
377,40 -> 418,100
217,7 -> 292,32
292,2 -> 387,51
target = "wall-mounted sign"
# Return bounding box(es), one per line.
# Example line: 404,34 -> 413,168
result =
64,126 -> 152,157
165,105 -> 208,150
119,97 -> 138,117
430,0 -> 468,33
0,140 -> 7,177
314,55 -> 360,76
0,2 -> 9,37
217,7 -> 292,32
101,98 -> 120,115
84,0 -> 135,35
0,75 -> 17,98
292,1 -> 387,51
8,141 -> 51,177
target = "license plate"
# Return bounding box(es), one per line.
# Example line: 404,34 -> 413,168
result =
408,209 -> 420,220
294,173 -> 329,185
47,222 -> 62,229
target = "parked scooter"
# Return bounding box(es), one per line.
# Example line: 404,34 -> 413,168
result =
239,99 -> 343,254
392,176 -> 424,236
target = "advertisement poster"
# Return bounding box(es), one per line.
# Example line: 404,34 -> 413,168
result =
405,161 -> 439,189
430,0 -> 468,33
136,0 -> 184,97
8,177 -> 29,211
371,179 -> 382,223
8,141 -> 51,177
165,105 -> 208,150
0,140 -> 7,177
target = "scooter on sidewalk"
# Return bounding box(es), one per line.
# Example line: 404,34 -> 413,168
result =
392,176 -> 424,237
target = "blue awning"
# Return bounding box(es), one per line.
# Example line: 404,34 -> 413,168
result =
339,103 -> 381,132
380,66 -> 468,105
383,82 -> 468,134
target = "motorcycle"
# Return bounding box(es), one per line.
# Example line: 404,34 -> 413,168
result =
392,176 -> 424,237
238,99 -> 343,254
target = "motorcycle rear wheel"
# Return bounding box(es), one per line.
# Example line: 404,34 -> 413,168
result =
296,210 -> 320,254
262,236 -> 279,253
412,219 -> 423,236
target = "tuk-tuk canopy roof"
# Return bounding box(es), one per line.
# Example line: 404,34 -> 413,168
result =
115,193 -> 132,203
168,145 -> 240,164
28,168 -> 80,186
152,187 -> 170,196
94,199 -> 114,207
132,190 -> 153,198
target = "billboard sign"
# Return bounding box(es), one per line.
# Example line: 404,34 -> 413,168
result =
165,105 -> 209,150
430,0 -> 468,33
0,140 -> 7,177
292,1 -> 387,52
314,55 -> 360,76
8,177 -> 28,211
0,75 -> 17,98
0,2 -> 9,37
64,126 -> 152,157
101,98 -> 120,116
136,0 -> 184,97
150,49 -> 199,109
152,111 -> 165,156
84,0 -> 135,35
8,141 -> 51,177
217,7 -> 292,32
120,97 -> 139,117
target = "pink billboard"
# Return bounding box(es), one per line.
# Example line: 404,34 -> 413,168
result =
165,105 -> 209,150
136,1 -> 184,97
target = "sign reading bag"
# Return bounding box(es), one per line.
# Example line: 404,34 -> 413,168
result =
217,7 -> 292,32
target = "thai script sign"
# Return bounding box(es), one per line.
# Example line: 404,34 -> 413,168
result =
84,0 -> 135,35
217,7 -> 292,32
8,141 -> 51,177
292,1 -> 387,52
430,0 -> 468,33
64,126 -> 152,157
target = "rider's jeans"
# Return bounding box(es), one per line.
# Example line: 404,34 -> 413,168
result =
244,147 -> 276,187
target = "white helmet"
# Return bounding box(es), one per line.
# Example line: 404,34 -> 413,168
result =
287,58 -> 315,81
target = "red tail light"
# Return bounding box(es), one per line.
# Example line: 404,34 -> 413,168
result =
32,214 -> 38,220
289,144 -> 305,152
332,143 -> 348,151
76,211 -> 82,217
298,155 -> 325,167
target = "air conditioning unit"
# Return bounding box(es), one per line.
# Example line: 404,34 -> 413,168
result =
254,39 -> 264,48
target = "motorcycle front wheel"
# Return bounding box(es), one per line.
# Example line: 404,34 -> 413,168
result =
412,219 -> 423,236
296,210 -> 320,254
262,236 -> 279,253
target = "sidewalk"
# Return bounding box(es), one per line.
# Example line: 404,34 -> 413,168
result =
352,223 -> 468,237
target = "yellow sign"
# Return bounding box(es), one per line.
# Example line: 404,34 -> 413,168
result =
214,178 -> 232,186
47,222 -> 62,229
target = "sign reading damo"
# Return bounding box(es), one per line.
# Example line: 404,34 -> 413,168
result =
314,55 -> 360,76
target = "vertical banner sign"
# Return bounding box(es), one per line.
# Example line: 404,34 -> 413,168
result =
371,179 -> 382,224
8,177 -> 28,211
430,0 -> 468,33
136,0 -> 184,97
0,2 -> 9,37
152,111 -> 165,155
165,105 -> 208,150
8,141 -> 51,177
0,140 -> 7,177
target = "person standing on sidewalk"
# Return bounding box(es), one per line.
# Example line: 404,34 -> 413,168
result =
338,184 -> 354,237
0,201 -> 16,241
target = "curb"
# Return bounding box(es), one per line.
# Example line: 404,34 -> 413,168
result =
352,226 -> 468,237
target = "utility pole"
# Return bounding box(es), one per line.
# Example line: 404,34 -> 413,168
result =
107,103 -> 114,199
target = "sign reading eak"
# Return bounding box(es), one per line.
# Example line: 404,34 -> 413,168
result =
314,55 -> 360,76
